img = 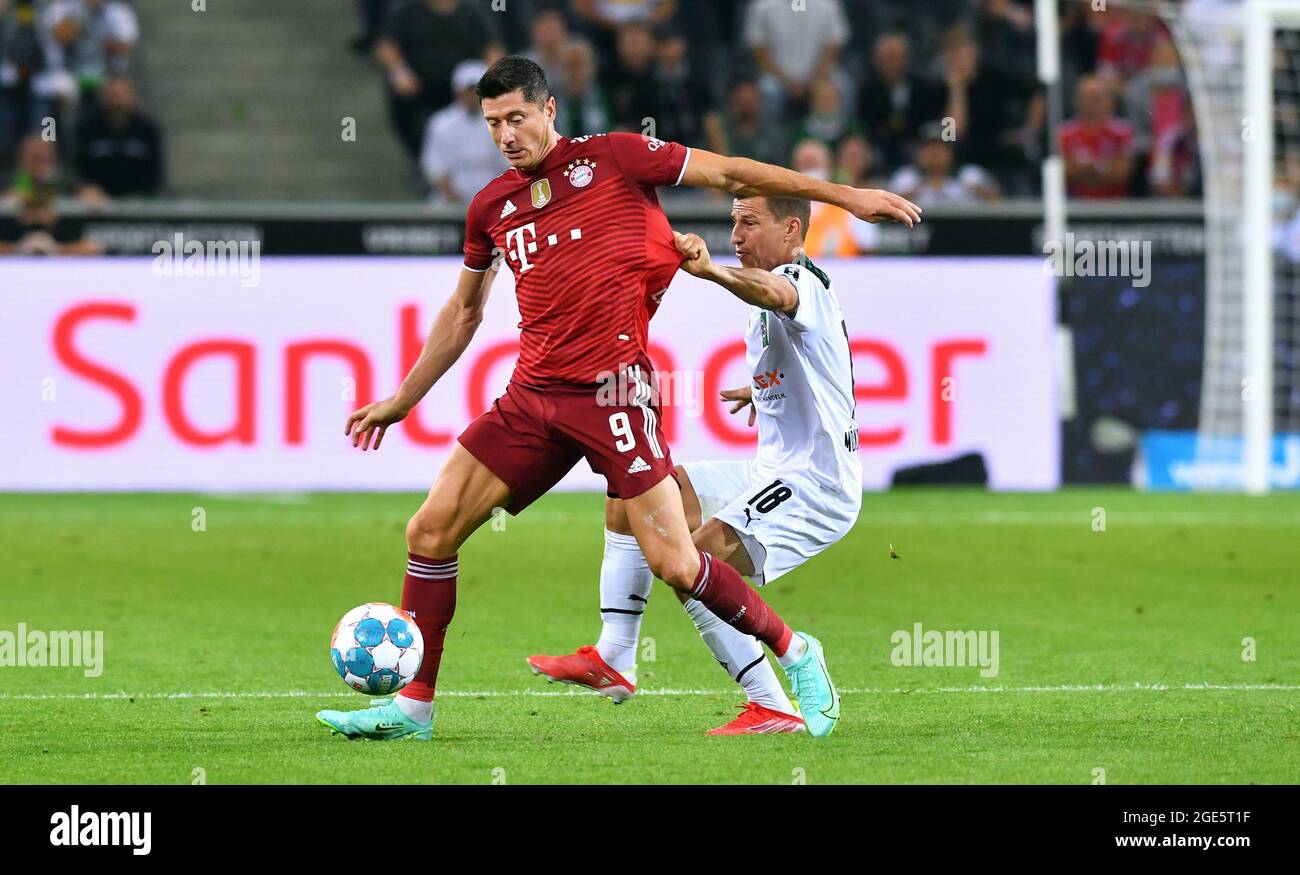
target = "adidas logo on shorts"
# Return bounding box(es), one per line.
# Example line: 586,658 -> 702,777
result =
627,456 -> 651,474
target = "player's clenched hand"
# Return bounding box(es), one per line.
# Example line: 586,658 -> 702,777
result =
345,395 -> 410,452
673,231 -> 713,278
843,188 -> 922,227
720,385 -> 756,427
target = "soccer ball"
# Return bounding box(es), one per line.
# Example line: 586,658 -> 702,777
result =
329,603 -> 424,695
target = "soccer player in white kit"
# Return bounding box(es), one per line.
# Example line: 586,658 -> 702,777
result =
528,195 -> 863,734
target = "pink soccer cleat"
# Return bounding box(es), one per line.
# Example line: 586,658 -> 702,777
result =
706,702 -> 806,735
526,645 -> 637,703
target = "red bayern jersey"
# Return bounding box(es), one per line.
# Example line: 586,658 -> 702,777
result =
463,132 -> 690,386
1058,119 -> 1135,199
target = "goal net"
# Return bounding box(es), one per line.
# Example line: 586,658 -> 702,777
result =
1045,0 -> 1300,491
1168,0 -> 1300,491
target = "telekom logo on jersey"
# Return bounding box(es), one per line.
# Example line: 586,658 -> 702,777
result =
503,221 -> 582,273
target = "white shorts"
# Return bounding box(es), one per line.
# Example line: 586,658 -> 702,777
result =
681,459 -> 860,586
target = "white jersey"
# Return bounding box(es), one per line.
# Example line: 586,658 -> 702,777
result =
744,256 -> 861,495
681,256 -> 861,585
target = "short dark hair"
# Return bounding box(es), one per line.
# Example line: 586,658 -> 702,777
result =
476,55 -> 551,106
764,196 -> 812,240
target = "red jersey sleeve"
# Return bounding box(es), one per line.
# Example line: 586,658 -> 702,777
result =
606,132 -> 691,189
462,194 -> 495,271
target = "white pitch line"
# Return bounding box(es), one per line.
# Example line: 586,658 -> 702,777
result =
519,512 -> 1300,526
0,683 -> 1297,702
850,511 -> 1300,526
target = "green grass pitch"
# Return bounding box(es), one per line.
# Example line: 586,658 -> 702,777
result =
0,489 -> 1296,784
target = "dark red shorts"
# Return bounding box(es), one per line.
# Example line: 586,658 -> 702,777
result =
458,363 -> 676,515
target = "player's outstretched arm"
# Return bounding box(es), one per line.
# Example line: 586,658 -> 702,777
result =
679,148 -> 922,227
346,265 -> 499,451
673,232 -> 797,316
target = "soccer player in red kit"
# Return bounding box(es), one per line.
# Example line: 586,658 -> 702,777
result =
316,57 -> 920,740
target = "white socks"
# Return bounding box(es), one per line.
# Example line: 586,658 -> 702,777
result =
775,633 -> 808,668
594,529 -> 653,678
394,694 -> 433,724
593,528 -> 795,715
682,598 -> 795,715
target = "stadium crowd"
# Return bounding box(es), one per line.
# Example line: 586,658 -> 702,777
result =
0,0 -> 1209,219
357,0 -> 1202,206
0,0 -> 162,253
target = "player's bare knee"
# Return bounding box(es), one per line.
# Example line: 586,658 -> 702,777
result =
650,553 -> 699,592
405,508 -> 457,557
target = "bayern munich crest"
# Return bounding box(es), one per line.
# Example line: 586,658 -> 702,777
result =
565,158 -> 596,188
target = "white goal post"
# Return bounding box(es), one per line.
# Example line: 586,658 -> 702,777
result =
1240,0 -> 1300,493
1039,0 -> 1300,492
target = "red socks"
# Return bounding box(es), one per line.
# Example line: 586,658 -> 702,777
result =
400,552 -> 458,701
690,550 -> 793,656
398,549 -> 786,702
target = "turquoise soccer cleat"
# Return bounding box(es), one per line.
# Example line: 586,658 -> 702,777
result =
316,698 -> 433,741
781,632 -> 840,738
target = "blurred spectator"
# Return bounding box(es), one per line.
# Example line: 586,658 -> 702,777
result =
375,0 -> 503,160
649,23 -> 708,146
791,75 -> 861,153
523,8 -> 569,87
0,188 -> 100,254
572,0 -> 676,66
420,60 -> 507,204
791,138 -> 875,257
886,121 -> 1000,207
1123,35 -> 1189,156
1148,116 -> 1200,198
73,75 -> 162,198
573,0 -> 676,29
37,0 -> 138,102
851,0 -> 970,73
745,0 -> 849,116
1096,7 -> 1163,87
1273,151 -> 1300,260
1059,75 -> 1136,199
940,26 -> 1042,192
858,32 -> 946,172
4,129 -> 52,200
1,0 -> 50,163
703,79 -> 787,168
668,0 -> 723,107
1059,0 -> 1103,86
602,21 -> 658,132
553,37 -> 610,136
351,0 -> 392,54
833,133 -> 879,189
3,131 -> 103,205
973,0 -> 1035,81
